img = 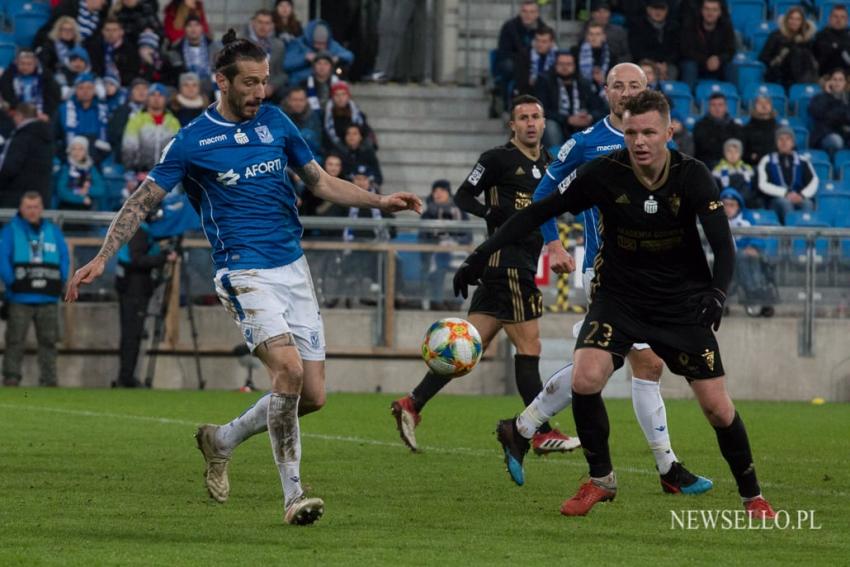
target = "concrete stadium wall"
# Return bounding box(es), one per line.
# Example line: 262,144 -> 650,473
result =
2,305 -> 849,402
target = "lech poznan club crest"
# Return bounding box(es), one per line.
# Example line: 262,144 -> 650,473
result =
235,130 -> 249,144
255,125 -> 273,144
644,195 -> 658,214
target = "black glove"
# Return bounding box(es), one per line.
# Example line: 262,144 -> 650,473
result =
695,288 -> 726,331
484,206 -> 510,226
453,249 -> 488,299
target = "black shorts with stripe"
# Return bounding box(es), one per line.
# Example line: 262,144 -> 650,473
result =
468,267 -> 543,323
574,291 -> 725,381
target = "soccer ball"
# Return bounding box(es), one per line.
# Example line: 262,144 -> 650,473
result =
421,318 -> 483,377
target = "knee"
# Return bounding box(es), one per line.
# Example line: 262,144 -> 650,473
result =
700,398 -> 735,427
516,337 -> 541,357
300,391 -> 326,415
572,366 -> 605,395
631,354 -> 663,381
269,359 -> 304,390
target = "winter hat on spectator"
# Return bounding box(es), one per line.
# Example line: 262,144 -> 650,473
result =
312,24 -> 330,44
723,138 -> 743,154
330,81 -> 350,96
184,13 -> 202,26
74,72 -> 96,85
775,126 -> 795,140
103,75 -> 121,88
431,179 -> 452,194
313,51 -> 333,64
179,72 -> 200,86
352,163 -> 374,180
648,0 -> 668,7
130,77 -> 150,89
67,135 -> 89,155
148,82 -> 168,97
139,29 -> 160,50
591,1 -> 611,11
67,46 -> 90,64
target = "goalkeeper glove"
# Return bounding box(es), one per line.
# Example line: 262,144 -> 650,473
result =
453,249 -> 488,299
695,288 -> 726,331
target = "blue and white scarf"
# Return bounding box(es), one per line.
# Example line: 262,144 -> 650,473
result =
558,78 -> 581,117
323,99 -> 365,147
182,38 -> 211,78
767,152 -> 803,192
77,4 -> 99,40
578,41 -> 609,82
529,48 -> 556,86
12,74 -> 43,112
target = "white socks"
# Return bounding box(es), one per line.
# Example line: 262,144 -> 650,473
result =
215,393 -> 270,454
267,393 -> 303,507
516,364 -> 574,439
631,377 -> 677,475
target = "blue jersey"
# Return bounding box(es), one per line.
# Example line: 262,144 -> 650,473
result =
148,104 -> 314,271
532,116 -> 626,272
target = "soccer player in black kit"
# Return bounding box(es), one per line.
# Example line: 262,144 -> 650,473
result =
454,90 -> 777,518
391,95 -> 579,457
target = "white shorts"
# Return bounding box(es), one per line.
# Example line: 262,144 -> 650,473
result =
214,256 -> 326,361
575,269 -> 650,351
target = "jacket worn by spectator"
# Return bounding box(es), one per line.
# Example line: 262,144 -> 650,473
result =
165,37 -> 221,93
742,115 -> 778,166
813,21 -> 850,74
84,32 -> 141,86
758,14 -> 819,88
121,110 -> 180,171
163,0 -> 211,45
535,69 -> 605,137
0,215 -> 69,306
55,94 -> 110,158
498,15 -> 542,61
713,157 -> 755,205
36,0 -> 111,45
285,104 -> 323,160
628,11 -> 680,66
679,6 -> 736,70
693,113 -> 744,166
0,64 -> 62,118
56,155 -> 106,209
808,90 -> 850,148
111,0 -> 163,44
284,20 -> 354,86
757,151 -> 818,201
0,119 -> 55,208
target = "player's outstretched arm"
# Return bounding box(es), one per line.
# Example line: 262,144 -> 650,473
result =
65,178 -> 167,302
296,160 -> 422,214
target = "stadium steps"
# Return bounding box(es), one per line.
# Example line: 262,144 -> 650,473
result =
352,83 -> 504,195
202,0 -> 266,37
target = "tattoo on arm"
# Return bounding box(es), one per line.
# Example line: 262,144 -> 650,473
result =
97,179 -> 167,261
294,161 -> 322,189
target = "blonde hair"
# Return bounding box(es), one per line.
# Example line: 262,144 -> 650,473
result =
48,16 -> 81,43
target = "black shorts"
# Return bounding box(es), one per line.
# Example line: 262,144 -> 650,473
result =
469,267 -> 543,323
574,293 -> 725,381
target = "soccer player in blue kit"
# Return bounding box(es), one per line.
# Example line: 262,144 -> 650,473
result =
66,31 -> 422,525
494,63 -> 712,495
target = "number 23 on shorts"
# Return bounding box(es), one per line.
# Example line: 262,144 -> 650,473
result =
582,320 -> 614,348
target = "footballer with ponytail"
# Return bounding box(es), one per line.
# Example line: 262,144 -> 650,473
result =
214,28 -> 270,121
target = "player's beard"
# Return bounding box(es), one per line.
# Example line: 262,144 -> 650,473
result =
228,88 -> 261,121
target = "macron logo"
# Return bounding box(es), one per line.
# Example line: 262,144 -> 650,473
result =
200,134 -> 227,147
216,169 -> 241,186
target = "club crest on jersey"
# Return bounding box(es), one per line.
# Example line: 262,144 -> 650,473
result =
644,196 -> 658,214
532,165 -> 541,179
669,194 -> 681,216
255,125 -> 273,144
234,130 -> 249,144
701,349 -> 716,372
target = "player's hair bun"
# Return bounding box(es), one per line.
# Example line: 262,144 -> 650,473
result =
221,28 -> 238,46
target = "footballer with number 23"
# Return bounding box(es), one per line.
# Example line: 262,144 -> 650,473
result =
454,90 -> 777,519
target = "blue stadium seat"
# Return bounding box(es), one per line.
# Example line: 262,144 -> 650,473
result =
681,113 -> 698,131
787,212 -> 830,261
816,193 -> 850,226
788,83 -> 821,124
695,80 -> 740,116
817,1 -> 845,27
801,149 -> 833,181
6,0 -> 49,19
661,81 -> 693,115
743,82 -> 787,117
748,20 -> 776,53
0,31 -> 13,43
834,149 -> 850,178
729,0 -> 767,33
819,179 -> 850,196
782,117 -> 809,149
745,208 -> 781,258
0,42 -> 14,69
842,162 -> 850,181
771,0 -> 801,18
13,11 -> 49,48
732,57 -> 766,95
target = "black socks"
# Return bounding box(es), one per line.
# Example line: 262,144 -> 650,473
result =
572,390 -> 612,478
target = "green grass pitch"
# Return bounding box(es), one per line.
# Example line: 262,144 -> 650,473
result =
1,388 -> 848,566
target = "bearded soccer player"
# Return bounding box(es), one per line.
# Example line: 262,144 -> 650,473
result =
390,95 -> 579,457
66,31 -> 421,525
454,90 -> 776,519
493,63 -> 712,493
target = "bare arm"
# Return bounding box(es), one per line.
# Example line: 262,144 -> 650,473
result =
294,160 -> 423,214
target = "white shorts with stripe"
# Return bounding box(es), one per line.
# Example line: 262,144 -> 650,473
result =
575,269 -> 651,351
214,256 -> 326,361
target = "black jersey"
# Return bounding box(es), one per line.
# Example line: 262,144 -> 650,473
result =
455,141 -> 551,271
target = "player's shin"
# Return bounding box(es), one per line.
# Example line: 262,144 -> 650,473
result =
514,354 -> 552,433
516,363 -> 574,439
572,391 -> 613,479
268,393 -> 304,506
410,372 -> 452,412
217,392 -> 271,454
714,411 -> 761,499
631,377 -> 678,474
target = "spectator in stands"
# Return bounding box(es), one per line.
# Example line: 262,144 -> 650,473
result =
586,1 -> 631,64
54,46 -> 91,101
37,0 -> 110,44
721,187 -> 777,318
54,72 -> 110,162
639,59 -> 663,91
137,29 -> 175,86
301,51 -> 338,111
495,0 -> 544,88
169,72 -> 208,126
713,138 -> 757,207
35,17 -> 82,76
693,92 -> 743,167
282,85 -> 323,160
85,17 -> 141,87
163,0 -> 211,45
107,77 -> 148,164
243,9 -> 287,102
109,0 -> 162,45
759,6 -> 819,88
813,4 -> 850,75
56,136 -> 105,211
274,0 -> 303,44
0,50 -> 61,119
535,51 -> 604,147
742,94 -> 778,167
368,0 -> 426,83
121,83 -> 180,172
0,192 -> 69,387
324,81 -> 375,151
572,22 -> 619,93
758,126 -> 818,224
678,0 -> 735,89
102,75 -> 126,113
515,26 -> 558,95
284,20 -> 354,86
0,104 -> 54,208
165,14 -> 219,96
420,179 -> 470,311
809,68 -> 850,156
337,124 -> 382,186
628,0 -> 680,80
671,113 -> 695,155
